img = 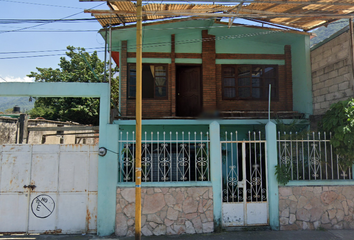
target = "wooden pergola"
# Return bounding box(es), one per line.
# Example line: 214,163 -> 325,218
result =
83,0 -> 354,31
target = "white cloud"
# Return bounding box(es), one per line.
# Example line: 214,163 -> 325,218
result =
0,76 -> 34,82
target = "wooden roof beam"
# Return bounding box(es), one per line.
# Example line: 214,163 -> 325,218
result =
80,0 -> 354,7
107,1 -> 126,25
86,9 -> 354,19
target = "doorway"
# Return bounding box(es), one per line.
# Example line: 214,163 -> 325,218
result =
176,66 -> 202,117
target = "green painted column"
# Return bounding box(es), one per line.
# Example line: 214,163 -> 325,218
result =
97,88 -> 119,236
97,124 -> 119,236
265,121 -> 279,230
209,121 -> 222,232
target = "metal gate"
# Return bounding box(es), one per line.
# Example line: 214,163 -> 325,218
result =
221,132 -> 268,227
0,144 -> 98,234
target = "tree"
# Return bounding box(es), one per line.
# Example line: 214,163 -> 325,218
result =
28,46 -> 119,125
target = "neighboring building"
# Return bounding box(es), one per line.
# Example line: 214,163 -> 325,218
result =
310,25 -> 354,126
0,116 -> 98,145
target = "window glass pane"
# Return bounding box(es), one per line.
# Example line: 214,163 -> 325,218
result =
155,77 -> 166,87
129,65 -> 136,85
223,67 -> 235,77
224,88 -> 236,98
237,66 -> 250,77
129,76 -> 136,85
155,66 -> 166,76
252,78 -> 261,87
129,86 -> 136,97
129,66 -> 136,75
272,88 -> 277,98
264,67 -> 276,78
238,78 -> 250,87
252,88 -> 261,98
142,65 -> 154,98
238,88 -> 250,98
224,78 -> 235,87
155,86 -> 167,97
252,66 -> 263,77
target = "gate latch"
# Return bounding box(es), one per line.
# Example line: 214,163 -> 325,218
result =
238,181 -> 244,188
23,184 -> 36,190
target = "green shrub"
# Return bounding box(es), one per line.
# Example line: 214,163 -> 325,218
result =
321,98 -> 354,169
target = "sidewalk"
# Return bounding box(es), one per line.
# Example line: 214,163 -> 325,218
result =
1,230 -> 354,240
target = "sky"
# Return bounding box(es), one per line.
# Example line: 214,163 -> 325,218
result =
0,0 -> 110,82
0,0 -> 297,83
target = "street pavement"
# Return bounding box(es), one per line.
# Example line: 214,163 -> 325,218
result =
1,230 -> 354,240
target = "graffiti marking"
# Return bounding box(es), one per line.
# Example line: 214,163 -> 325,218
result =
31,194 -> 55,218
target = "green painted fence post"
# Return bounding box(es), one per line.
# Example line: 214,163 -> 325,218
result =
266,121 -> 279,230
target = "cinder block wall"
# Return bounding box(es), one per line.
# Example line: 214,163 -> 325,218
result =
311,29 -> 354,116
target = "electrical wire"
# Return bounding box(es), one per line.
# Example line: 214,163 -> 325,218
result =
0,0 -> 84,9
0,28 -> 288,60
0,22 -> 291,34
0,47 -> 105,55
0,3 -> 105,34
0,18 -> 102,24
0,29 -> 99,32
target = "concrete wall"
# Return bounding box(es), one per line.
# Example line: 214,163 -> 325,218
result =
0,116 -> 98,144
311,28 -> 354,115
115,187 -> 213,237
279,186 -> 354,230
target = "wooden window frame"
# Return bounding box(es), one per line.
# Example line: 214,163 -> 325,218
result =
128,63 -> 168,100
221,64 -> 279,101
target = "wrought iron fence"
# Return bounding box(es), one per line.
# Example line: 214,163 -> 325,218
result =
277,132 -> 352,180
118,131 -> 210,182
221,131 -> 267,203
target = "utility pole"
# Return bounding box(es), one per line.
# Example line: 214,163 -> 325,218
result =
135,0 -> 142,239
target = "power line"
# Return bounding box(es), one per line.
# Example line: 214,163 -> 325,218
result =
0,51 -> 105,60
0,0 -> 83,9
0,18 -> 101,24
0,29 -> 99,32
0,22 -> 293,34
0,3 -> 105,34
0,76 -> 8,82
0,47 -> 104,55
0,29 -> 288,60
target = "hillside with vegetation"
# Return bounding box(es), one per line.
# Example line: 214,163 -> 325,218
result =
0,97 -> 35,113
310,19 -> 349,47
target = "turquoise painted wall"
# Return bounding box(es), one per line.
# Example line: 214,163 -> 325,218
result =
175,31 -> 202,53
127,58 -> 171,64
215,38 -> 284,54
291,35 -> 313,116
118,124 -> 209,141
127,34 -> 171,53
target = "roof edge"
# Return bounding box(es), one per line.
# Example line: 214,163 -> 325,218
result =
311,25 -> 349,51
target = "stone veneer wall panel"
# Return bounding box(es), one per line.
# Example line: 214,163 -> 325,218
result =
116,187 -> 214,237
279,186 -> 354,230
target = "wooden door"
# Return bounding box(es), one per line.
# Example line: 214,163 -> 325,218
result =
176,66 -> 201,117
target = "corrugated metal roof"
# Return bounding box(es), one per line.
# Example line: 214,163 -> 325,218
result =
88,1 -> 354,31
